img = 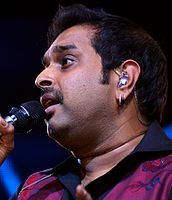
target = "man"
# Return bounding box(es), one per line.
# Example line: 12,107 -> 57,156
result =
0,3 -> 172,200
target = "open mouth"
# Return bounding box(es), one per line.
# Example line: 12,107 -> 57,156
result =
41,94 -> 62,110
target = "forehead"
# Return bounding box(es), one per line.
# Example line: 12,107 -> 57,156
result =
48,25 -> 93,53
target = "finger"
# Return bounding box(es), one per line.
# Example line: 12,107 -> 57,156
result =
0,116 -> 8,130
0,117 -> 14,165
76,184 -> 92,200
0,115 -> 14,153
0,116 -> 8,137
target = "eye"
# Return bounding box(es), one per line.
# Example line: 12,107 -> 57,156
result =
61,56 -> 75,69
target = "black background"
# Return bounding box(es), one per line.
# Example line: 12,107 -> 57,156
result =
0,0 -> 171,199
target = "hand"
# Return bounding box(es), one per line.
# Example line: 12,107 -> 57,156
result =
76,184 -> 93,200
0,115 -> 14,165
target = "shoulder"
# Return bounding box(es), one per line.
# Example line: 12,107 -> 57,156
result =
142,154 -> 172,172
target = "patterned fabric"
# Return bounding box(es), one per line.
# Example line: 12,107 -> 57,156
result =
103,154 -> 172,200
17,171 -> 64,200
16,154 -> 172,200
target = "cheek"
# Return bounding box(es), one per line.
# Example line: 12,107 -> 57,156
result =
61,71 -> 113,114
63,72 -> 95,106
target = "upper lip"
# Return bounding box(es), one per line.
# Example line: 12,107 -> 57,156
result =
41,94 -> 60,109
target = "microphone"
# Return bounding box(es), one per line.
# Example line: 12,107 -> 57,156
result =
4,100 -> 46,134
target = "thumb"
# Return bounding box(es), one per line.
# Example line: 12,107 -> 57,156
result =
76,184 -> 92,200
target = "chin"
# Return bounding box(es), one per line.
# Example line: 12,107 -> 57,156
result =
47,120 -> 70,140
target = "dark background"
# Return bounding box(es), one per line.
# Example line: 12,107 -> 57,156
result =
0,0 -> 171,199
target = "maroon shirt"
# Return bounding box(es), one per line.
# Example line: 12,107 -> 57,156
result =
10,121 -> 172,200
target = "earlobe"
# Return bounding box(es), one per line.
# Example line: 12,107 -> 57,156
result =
118,93 -> 126,106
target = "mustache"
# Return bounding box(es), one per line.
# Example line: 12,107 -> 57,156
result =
40,87 -> 64,104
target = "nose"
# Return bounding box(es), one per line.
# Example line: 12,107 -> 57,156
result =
35,68 -> 54,89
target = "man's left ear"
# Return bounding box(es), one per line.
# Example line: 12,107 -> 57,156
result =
114,59 -> 141,98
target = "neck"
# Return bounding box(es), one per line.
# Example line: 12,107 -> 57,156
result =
79,132 -> 144,186
75,101 -> 148,186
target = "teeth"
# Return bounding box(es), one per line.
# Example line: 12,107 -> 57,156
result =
45,100 -> 52,107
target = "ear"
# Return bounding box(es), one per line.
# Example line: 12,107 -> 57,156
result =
114,59 -> 141,103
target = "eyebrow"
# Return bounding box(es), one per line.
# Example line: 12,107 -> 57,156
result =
41,44 -> 77,67
52,44 -> 77,53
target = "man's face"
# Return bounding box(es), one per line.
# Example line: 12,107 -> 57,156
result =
35,25 -> 117,151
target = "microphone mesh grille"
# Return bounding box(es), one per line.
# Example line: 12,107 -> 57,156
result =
21,101 -> 46,127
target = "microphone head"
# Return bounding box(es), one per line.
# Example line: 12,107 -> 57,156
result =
9,100 -> 46,133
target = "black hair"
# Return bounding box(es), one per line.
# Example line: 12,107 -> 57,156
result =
47,3 -> 168,123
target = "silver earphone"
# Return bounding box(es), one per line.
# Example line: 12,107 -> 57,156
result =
113,69 -> 129,88
118,71 -> 128,88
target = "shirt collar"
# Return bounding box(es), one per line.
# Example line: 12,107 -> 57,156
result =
132,120 -> 172,153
